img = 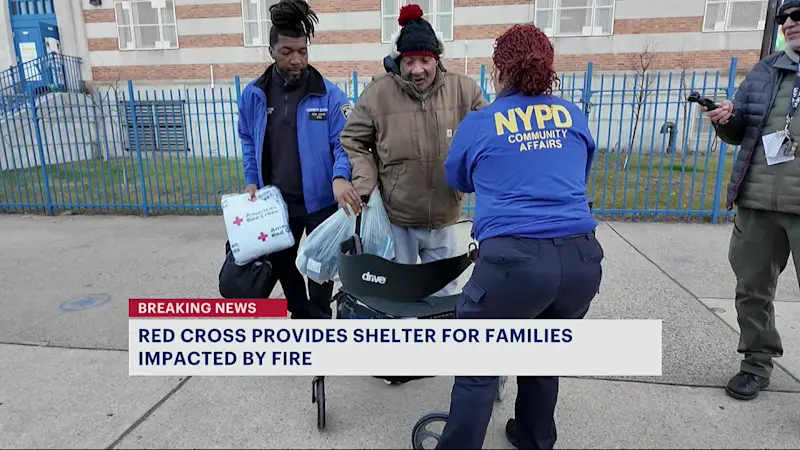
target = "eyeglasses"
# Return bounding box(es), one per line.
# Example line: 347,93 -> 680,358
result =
777,10 -> 800,25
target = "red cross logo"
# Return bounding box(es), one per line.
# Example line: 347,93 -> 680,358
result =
233,217 -> 243,226
258,232 -> 268,242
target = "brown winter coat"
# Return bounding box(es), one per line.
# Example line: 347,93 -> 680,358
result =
339,69 -> 487,228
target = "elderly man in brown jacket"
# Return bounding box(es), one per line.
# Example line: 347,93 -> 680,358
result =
339,4 -> 487,298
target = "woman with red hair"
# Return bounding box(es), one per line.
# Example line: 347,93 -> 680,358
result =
434,24 -> 604,450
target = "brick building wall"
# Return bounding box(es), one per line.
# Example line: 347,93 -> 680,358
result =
75,0 -> 764,84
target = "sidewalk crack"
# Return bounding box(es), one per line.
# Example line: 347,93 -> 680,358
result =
605,222 -> 800,388
105,376 -> 193,449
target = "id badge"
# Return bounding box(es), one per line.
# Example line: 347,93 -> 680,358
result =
762,130 -> 796,166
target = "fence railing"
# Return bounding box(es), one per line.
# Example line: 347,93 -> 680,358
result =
0,53 -> 84,118
0,57 -> 744,223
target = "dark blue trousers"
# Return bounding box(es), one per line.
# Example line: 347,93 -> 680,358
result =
435,233 -> 604,450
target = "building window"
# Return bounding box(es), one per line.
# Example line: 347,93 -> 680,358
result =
381,0 -> 454,44
703,0 -> 767,32
114,0 -> 179,50
534,0 -> 615,37
242,0 -> 283,47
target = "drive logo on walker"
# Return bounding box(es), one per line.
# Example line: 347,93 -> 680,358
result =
128,299 -> 663,377
361,271 -> 387,284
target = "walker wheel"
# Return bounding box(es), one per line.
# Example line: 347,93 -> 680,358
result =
496,376 -> 508,402
312,376 -> 326,430
411,412 -> 448,449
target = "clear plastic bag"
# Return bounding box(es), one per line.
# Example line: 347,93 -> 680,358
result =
295,187 -> 397,284
295,204 -> 357,284
360,187 -> 395,260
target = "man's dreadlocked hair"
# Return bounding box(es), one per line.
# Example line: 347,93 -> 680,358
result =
269,0 -> 319,47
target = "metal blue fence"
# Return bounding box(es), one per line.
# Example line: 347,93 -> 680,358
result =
1,53 -> 84,117
0,56 -> 744,223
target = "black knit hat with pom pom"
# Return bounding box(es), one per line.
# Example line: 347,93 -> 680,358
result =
390,4 -> 444,60
780,0 -> 800,16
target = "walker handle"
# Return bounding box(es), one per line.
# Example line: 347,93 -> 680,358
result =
351,194 -> 370,254
355,211 -> 362,237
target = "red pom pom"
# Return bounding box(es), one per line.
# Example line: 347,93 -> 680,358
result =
398,4 -> 423,26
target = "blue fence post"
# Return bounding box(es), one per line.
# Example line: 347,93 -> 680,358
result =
234,75 -> 243,115
583,62 -> 594,119
710,57 -> 738,224
352,71 -> 359,102
28,94 -> 53,215
479,64 -> 489,101
127,80 -> 149,216
234,75 -> 242,192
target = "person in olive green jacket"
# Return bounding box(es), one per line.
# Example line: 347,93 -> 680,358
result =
339,4 -> 487,300
705,0 -> 800,402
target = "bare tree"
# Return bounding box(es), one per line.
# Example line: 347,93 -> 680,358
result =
627,40 -> 656,155
675,51 -> 691,155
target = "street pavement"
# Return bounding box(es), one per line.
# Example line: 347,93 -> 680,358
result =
1,215 -> 800,449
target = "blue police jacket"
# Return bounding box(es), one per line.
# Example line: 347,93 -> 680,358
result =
237,64 -> 353,215
444,90 -> 598,242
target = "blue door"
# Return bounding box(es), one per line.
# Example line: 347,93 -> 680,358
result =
39,22 -> 60,52
39,23 -> 65,91
12,25 -> 41,95
9,0 -> 58,93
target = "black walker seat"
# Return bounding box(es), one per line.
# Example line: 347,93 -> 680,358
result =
310,209 -> 508,433
335,233 -> 476,319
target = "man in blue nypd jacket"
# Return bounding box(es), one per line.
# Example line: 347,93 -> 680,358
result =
434,24 -> 604,450
237,0 -> 361,319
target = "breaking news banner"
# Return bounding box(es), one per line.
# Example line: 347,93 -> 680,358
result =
128,299 -> 663,377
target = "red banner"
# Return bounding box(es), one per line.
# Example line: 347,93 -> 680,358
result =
129,299 -> 288,318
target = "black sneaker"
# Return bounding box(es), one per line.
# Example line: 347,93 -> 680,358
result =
505,419 -> 523,449
725,371 -> 770,400
377,376 -> 411,385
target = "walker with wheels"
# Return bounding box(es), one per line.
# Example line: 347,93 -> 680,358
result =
309,209 -> 508,447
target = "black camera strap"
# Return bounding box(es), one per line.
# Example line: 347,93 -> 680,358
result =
783,64 -> 800,133
774,64 -> 800,158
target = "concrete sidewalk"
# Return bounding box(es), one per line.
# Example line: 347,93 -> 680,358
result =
1,215 -> 799,449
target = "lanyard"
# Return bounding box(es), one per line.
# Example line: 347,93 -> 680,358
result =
784,64 -> 800,134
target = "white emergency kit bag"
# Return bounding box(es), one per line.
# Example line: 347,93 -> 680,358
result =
221,186 -> 295,265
